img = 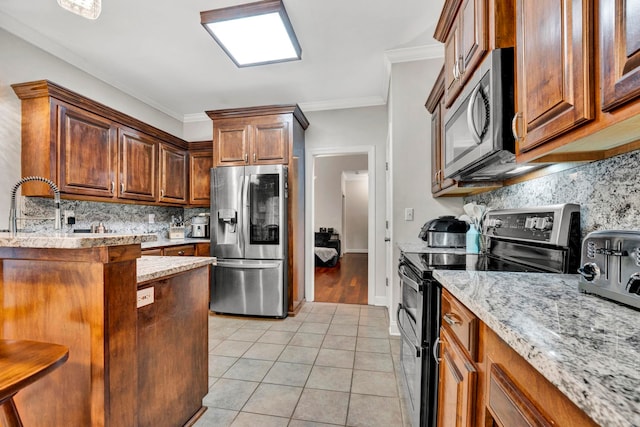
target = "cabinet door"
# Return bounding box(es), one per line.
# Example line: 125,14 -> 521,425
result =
515,0 -> 594,153
163,245 -> 196,256
159,144 -> 187,204
601,0 -> 640,111
58,104 -> 117,198
460,0 -> 486,80
431,103 -> 443,194
437,327 -> 477,427
252,121 -> 289,164
119,128 -> 157,202
215,122 -> 249,166
189,151 -> 213,206
444,21 -> 462,106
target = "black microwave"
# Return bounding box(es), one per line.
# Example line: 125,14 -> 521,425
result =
443,48 -> 520,181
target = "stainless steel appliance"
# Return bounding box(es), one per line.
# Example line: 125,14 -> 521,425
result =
418,216 -> 469,248
443,48 -> 522,181
210,165 -> 288,318
192,213 -> 210,238
398,204 -> 580,427
578,230 -> 640,310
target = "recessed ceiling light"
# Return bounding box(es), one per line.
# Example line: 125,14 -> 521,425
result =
57,0 -> 101,20
200,0 -> 302,67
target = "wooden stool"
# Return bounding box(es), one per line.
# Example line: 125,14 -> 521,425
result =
0,339 -> 68,427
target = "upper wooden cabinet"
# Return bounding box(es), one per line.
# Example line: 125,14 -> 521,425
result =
513,0 -> 594,154
600,0 -> 640,112
58,103 -> 117,198
159,143 -> 187,204
435,0 -> 515,107
11,80 -> 194,206
119,127 -> 157,203
207,105 -> 308,168
188,143 -> 213,207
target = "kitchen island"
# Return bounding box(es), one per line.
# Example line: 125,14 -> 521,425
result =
0,233 -> 215,427
434,270 -> 640,427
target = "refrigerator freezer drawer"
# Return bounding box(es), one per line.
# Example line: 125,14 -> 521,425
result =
211,259 -> 286,318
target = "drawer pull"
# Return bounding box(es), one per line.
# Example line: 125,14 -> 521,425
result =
177,250 -> 185,256
443,312 -> 462,326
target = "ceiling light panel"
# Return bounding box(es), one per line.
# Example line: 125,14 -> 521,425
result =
201,0 -> 302,67
57,0 -> 101,19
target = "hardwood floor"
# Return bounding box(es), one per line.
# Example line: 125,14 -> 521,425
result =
314,253 -> 368,305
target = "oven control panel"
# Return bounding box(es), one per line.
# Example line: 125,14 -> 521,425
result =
483,204 -> 580,247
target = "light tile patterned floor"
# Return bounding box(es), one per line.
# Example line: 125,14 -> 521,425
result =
195,302 -> 411,427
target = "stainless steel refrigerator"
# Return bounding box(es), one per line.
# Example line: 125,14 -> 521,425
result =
210,164 -> 288,318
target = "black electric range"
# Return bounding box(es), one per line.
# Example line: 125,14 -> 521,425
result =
397,204 -> 582,427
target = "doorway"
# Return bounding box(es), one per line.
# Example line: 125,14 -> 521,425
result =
305,146 -> 376,305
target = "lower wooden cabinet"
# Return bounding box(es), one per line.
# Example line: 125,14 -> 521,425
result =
142,242 -> 209,257
164,244 -> 196,256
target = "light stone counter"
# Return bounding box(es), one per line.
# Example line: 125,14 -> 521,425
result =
433,270 -> 640,427
397,242 -> 467,254
141,237 -> 210,249
0,232 -> 157,248
137,255 -> 216,284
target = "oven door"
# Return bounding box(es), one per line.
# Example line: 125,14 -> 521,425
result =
397,263 -> 424,427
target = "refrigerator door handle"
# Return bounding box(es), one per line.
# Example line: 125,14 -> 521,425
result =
242,172 -> 250,252
238,174 -> 245,255
216,260 -> 281,269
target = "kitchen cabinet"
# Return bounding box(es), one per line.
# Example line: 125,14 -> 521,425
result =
206,105 -> 309,316
159,143 -> 187,204
188,143 -> 213,206
435,0 -> 515,108
513,0 -> 594,154
210,111 -> 291,167
600,0 -> 640,112
119,127 -> 157,202
12,80 -> 198,207
163,244 -> 196,256
142,242 -> 210,257
437,289 -> 598,427
58,102 -> 118,198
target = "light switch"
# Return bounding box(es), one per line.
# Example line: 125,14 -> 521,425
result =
405,208 -> 414,221
137,287 -> 154,308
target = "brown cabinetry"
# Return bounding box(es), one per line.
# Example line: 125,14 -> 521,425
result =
513,0 -> 594,153
159,143 -> 187,204
142,242 -> 210,257
211,113 -> 290,167
163,244 -> 196,256
600,0 -> 640,112
189,144 -> 213,206
119,127 -> 157,202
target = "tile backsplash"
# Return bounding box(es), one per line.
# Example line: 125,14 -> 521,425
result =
465,148 -> 640,237
20,197 -> 209,238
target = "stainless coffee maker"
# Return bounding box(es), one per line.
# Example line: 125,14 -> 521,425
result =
192,213 -> 210,238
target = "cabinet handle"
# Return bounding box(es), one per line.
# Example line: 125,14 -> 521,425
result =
253,152 -> 256,162
443,312 -> 462,326
452,60 -> 459,81
177,250 -> 185,256
456,56 -> 464,80
110,181 -> 115,193
433,337 -> 441,364
244,153 -> 248,163
160,189 -> 164,197
512,112 -> 523,141
120,182 -> 124,193
434,171 -> 439,184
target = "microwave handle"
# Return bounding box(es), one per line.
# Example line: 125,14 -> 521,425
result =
466,84 -> 488,144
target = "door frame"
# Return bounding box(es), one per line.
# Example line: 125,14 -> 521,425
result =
305,145 -> 376,304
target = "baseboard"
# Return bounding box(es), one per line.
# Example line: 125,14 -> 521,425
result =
388,320 -> 400,336
373,296 -> 387,306
344,249 -> 368,254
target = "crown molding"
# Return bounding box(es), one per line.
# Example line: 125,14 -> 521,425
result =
298,96 -> 385,112
384,44 -> 444,64
183,112 -> 210,123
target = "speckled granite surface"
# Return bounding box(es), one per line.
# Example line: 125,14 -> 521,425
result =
397,242 -> 467,254
0,232 -> 156,248
433,270 -> 640,427
141,238 -> 210,249
137,256 -> 216,284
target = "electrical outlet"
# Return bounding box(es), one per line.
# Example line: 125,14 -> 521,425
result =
405,208 -> 414,221
148,214 -> 155,224
64,210 -> 75,225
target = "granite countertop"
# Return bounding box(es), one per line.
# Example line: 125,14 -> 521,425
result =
433,270 -> 640,427
141,237 -> 210,249
397,241 -> 467,254
0,232 -> 157,249
137,255 -> 216,284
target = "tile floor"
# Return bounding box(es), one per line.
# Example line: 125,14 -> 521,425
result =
194,302 -> 411,427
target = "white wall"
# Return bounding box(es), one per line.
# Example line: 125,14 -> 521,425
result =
343,175 -> 368,252
314,154 -> 368,238
305,106 -> 388,305
0,28 -> 185,228
388,58 -> 463,331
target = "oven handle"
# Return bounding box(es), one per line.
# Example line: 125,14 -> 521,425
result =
398,265 -> 423,294
396,304 -> 421,358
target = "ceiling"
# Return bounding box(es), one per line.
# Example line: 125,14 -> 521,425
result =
0,0 -> 444,121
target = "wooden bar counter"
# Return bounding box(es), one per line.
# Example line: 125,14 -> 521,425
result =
0,233 -> 214,427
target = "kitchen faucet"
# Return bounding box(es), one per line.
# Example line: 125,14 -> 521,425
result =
9,176 -> 61,235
